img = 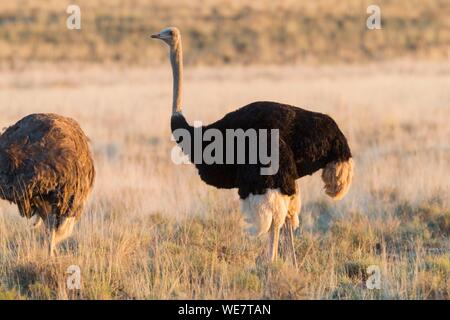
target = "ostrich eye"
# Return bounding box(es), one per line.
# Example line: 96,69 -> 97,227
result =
169,31 -> 173,36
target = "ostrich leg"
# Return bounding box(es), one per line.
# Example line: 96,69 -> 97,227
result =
31,215 -> 43,229
269,223 -> 281,262
49,216 -> 76,257
55,217 -> 76,245
285,220 -> 298,268
49,228 -> 57,257
45,214 -> 75,257
284,189 -> 300,268
46,214 -> 58,257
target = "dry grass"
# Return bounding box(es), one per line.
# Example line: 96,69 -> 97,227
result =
0,60 -> 449,299
1,0 -> 450,66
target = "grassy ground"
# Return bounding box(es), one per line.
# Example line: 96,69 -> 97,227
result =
0,61 -> 449,299
0,0 -> 449,66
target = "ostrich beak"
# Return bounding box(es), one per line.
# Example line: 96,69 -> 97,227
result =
151,33 -> 160,39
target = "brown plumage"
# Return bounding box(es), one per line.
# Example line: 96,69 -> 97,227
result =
0,113 -> 95,256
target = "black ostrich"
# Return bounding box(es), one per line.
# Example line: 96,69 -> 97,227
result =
152,27 -> 353,263
0,114 -> 95,256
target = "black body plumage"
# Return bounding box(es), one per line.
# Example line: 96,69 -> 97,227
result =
171,101 -> 352,199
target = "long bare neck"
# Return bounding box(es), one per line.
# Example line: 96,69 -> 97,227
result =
170,40 -> 183,114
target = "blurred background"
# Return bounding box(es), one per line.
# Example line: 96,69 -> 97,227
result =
0,0 -> 449,67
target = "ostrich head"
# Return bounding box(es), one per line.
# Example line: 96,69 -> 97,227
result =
151,27 -> 181,48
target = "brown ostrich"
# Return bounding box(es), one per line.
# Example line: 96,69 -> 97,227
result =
0,113 -> 95,256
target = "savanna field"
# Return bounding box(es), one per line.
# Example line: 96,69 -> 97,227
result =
0,0 -> 449,300
0,61 -> 448,299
